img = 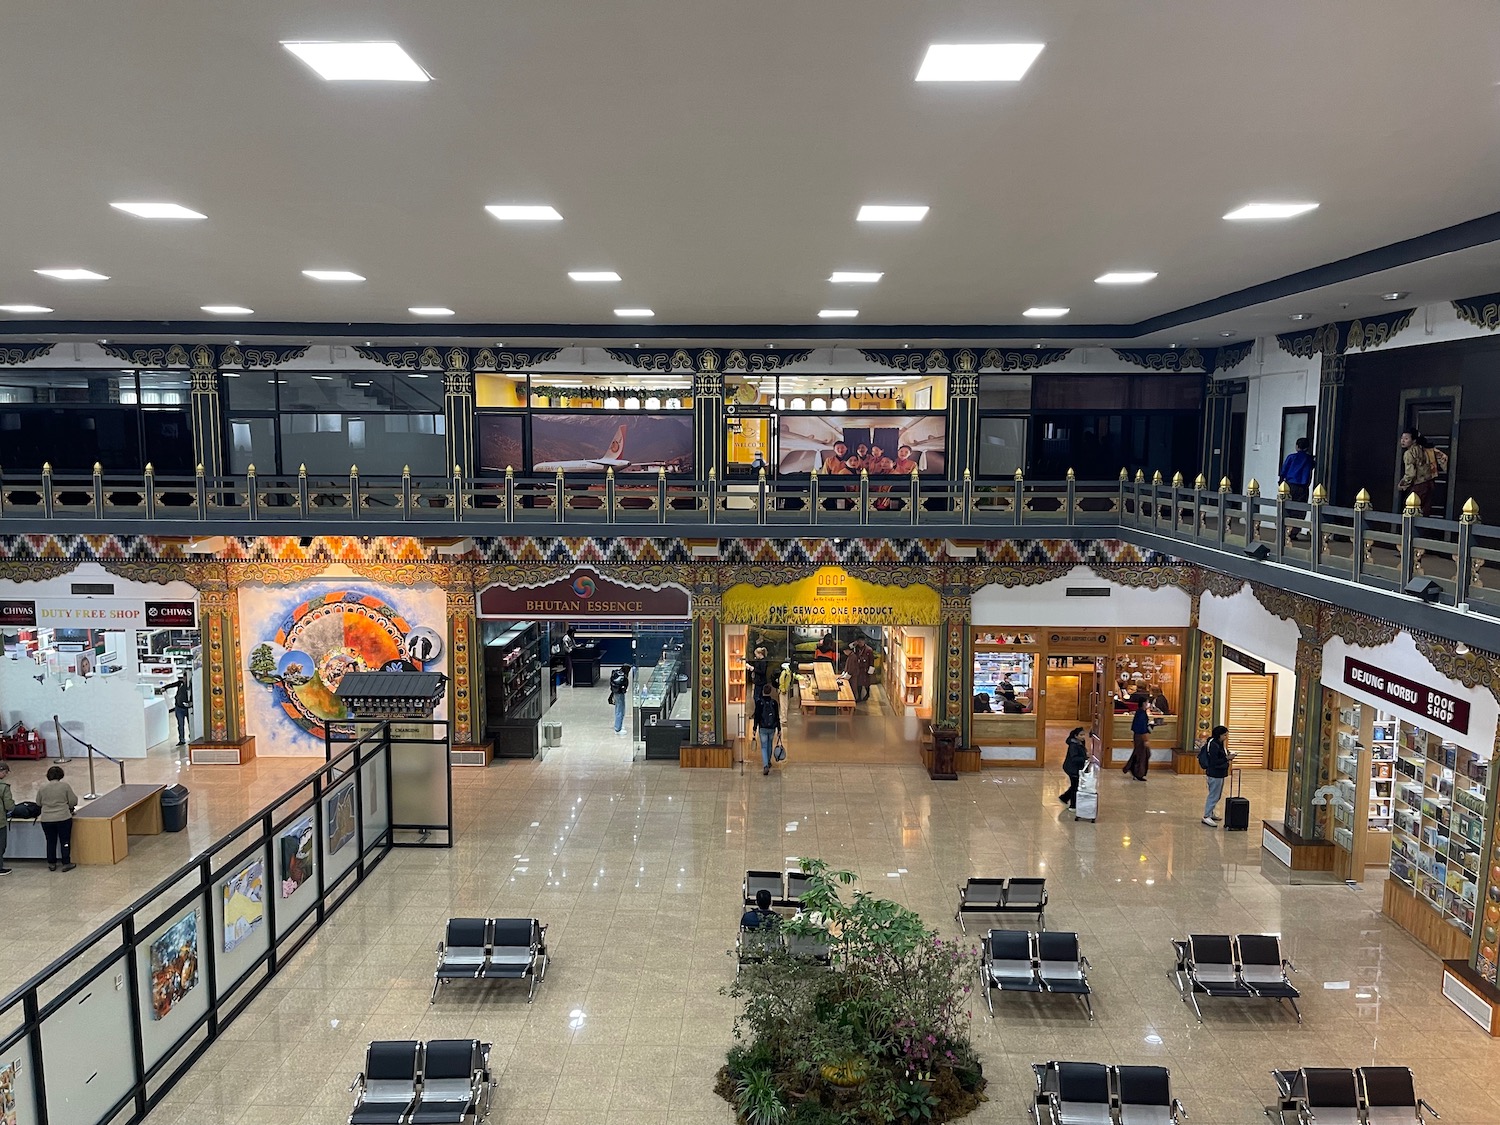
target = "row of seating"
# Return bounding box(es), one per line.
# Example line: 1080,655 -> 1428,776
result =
955,876 -> 1047,933
1171,933 -> 1300,1023
736,924 -> 834,973
1268,1066 -> 1440,1125
1031,1060 -> 1185,1125
743,868 -> 812,908
432,917 -> 549,1004
981,930 -> 1093,1020
349,1039 -> 493,1125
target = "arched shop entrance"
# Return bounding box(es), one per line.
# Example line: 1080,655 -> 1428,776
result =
477,568 -> 692,760
721,566 -> 940,765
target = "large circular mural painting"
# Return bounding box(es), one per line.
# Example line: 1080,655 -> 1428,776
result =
248,589 -> 441,739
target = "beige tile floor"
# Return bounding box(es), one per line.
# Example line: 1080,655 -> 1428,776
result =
7,682 -> 1500,1124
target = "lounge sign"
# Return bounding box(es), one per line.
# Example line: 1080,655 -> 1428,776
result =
479,569 -> 691,620
1343,656 -> 1470,734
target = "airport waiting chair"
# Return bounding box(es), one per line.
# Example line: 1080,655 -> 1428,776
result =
431,918 -> 489,1002
1032,1060 -> 1112,1125
1270,1067 -> 1360,1125
1172,934 -> 1252,1021
1357,1067 -> 1440,1124
408,1039 -> 493,1125
955,877 -> 1047,934
736,922 -> 783,976
348,1040 -> 420,1125
744,869 -> 785,907
480,918 -> 549,1001
1036,931 -> 1094,1021
783,923 -> 833,966
1115,1065 -> 1186,1125
1235,933 -> 1301,1023
981,929 -> 1041,1014
784,868 -> 813,906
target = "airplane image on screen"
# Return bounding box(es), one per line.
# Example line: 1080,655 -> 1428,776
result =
534,424 -> 632,472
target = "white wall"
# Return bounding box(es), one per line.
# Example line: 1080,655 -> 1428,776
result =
1199,586 -> 1300,669
1224,350 -> 1320,494
971,566 -> 1192,627
1218,654 -> 1295,738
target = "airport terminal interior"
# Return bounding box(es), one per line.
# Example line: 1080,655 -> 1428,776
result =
3,4 -> 1500,1124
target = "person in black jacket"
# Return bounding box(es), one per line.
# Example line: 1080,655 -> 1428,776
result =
1059,727 -> 1088,808
1201,724 -> 1233,826
1123,689 -> 1152,781
751,683 -> 782,777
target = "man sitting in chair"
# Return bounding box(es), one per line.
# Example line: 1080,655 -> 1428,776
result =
741,888 -> 779,931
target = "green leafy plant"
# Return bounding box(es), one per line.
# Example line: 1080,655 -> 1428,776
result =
896,1080 -> 939,1122
736,1067 -> 789,1125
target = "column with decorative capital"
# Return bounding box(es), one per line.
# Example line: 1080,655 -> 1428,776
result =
446,580 -> 490,762
189,344 -> 227,480
1314,354 -> 1345,501
693,349 -> 725,486
444,348 -> 476,479
693,589 -> 724,750
946,363 -> 979,484
191,578 -> 258,764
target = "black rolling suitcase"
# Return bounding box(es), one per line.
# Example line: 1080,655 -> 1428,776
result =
1223,769 -> 1249,831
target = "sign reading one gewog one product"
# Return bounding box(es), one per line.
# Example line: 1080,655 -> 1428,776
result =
723,566 -> 941,626
1343,656 -> 1471,734
478,569 -> 691,620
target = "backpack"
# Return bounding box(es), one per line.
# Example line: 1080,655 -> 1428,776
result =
1197,741 -> 1212,769
755,696 -> 778,728
10,800 -> 40,820
777,667 -> 793,693
1428,446 -> 1449,476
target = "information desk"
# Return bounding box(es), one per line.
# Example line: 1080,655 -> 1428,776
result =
73,783 -> 166,865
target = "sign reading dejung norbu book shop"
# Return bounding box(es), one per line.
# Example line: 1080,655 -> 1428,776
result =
1343,656 -> 1471,734
478,569 -> 691,621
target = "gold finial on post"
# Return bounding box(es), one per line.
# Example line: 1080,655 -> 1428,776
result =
245,463 -> 254,476
405,465 -> 413,478
1013,467 -> 1024,482
1194,473 -> 1206,489
1277,481 -> 1290,499
1462,497 -> 1480,524
1403,492 -> 1422,516
964,468 -> 972,480
1119,468 -> 1129,482
1152,470 -> 1163,485
1066,467 -> 1075,482
145,462 -> 155,476
298,463 -> 307,477
41,462 -> 51,474
1353,488 -> 1372,512
1311,484 -> 1327,504
195,462 -> 205,477
1246,478 -> 1260,497
606,466 -> 614,479
1134,470 -> 1145,484
1172,472 -> 1184,487
350,464 -> 358,476
1218,476 -> 1231,492
93,461 -> 102,475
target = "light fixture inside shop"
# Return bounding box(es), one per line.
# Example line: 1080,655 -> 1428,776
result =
202,305 -> 253,315
1223,201 -> 1319,221
818,309 -> 859,318
282,41 -> 431,82
36,268 -> 108,281
569,270 -> 621,282
1023,306 -> 1069,318
486,204 -> 563,221
857,205 -> 928,223
614,308 -> 654,317
303,269 -> 365,282
110,201 -> 206,220
408,306 -> 455,316
829,271 -> 883,283
1095,271 -> 1157,285
0,304 -> 53,314
915,43 -> 1044,82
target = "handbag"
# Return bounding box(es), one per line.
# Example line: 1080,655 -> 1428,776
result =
773,737 -> 787,762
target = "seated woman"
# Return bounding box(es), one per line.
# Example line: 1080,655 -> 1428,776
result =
741,888 -> 779,930
972,691 -> 993,713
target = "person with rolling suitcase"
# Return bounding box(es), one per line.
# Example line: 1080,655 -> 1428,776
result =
1199,725 -> 1234,827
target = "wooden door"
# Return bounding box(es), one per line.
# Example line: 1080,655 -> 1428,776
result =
1045,674 -> 1080,719
1225,674 -> 1273,768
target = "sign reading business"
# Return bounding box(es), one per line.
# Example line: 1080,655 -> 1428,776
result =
1343,656 -> 1471,734
478,569 -> 691,621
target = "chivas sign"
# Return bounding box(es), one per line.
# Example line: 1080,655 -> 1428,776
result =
479,569 -> 690,620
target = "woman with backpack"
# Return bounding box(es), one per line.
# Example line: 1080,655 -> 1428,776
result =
1199,725 -> 1233,826
608,664 -> 631,735
1397,429 -> 1445,516
751,683 -> 782,777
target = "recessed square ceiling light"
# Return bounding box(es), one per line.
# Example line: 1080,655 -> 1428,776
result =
1223,202 -> 1319,221
302,269 -> 365,282
0,304 -> 53,314
1095,271 -> 1157,285
569,271 -> 621,282
857,205 -> 928,223
409,306 -> 456,316
282,41 -> 431,82
201,305 -> 253,315
36,268 -> 108,281
614,308 -> 655,317
1023,306 -> 1069,318
915,43 -> 1045,82
487,205 -> 563,221
110,201 -> 206,220
818,309 -> 859,318
829,271 -> 883,283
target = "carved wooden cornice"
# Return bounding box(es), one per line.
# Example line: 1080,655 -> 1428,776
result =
0,343 -> 55,366
1275,310 -> 1416,359
603,348 -> 810,372
100,343 -> 309,369
1453,292 -> 1500,332
354,345 -> 562,372
860,347 -> 1071,374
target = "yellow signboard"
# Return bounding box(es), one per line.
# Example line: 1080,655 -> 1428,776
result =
723,566 -> 940,626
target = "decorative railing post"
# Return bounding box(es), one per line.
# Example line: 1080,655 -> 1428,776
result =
962,468 -> 974,525
1351,488 -> 1371,585
707,467 -> 718,525
757,467 -> 768,524
40,461 -> 53,519
809,466 -> 821,525
195,462 -> 208,520
1134,470 -> 1146,528
1193,473 -> 1207,537
1150,470 -> 1163,532
143,462 -> 157,519
1309,484 -> 1326,569
92,461 -> 105,519
244,464 -> 256,522
656,467 -> 667,524
402,465 -> 414,521
1275,480 -> 1290,561
1012,467 -> 1024,527
1065,467 -> 1077,524
1118,467 -> 1129,522
1245,478 -> 1261,545
452,463 -> 464,523
1217,476 -> 1231,551
1171,472 -> 1184,534
554,467 -> 565,524
296,463 -> 309,518
605,467 -> 617,523
349,464 -> 361,521
859,468 -> 871,521
1457,498 -> 1479,606
908,467 -> 921,526
502,466 -> 514,523
1399,490 -> 1420,588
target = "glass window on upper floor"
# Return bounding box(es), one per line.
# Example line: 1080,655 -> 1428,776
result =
221,370 -> 445,413
526,372 -> 693,411
726,372 -> 947,413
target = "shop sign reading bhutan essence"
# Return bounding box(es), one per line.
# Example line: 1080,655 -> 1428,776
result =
1343,656 -> 1470,735
478,569 -> 690,621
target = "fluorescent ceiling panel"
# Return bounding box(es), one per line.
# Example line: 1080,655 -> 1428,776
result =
818,309 -> 859,318
1023,306 -> 1069,318
487,204 -> 563,221
409,306 -> 456,315
282,41 -> 431,82
0,304 -> 52,313
829,271 -> 883,283
35,268 -> 107,280
1223,202 -> 1319,220
110,201 -> 206,219
857,205 -> 928,222
201,305 -> 253,314
302,269 -> 365,281
1095,271 -> 1157,284
915,43 -> 1045,82
614,308 -> 654,317
569,271 -> 621,281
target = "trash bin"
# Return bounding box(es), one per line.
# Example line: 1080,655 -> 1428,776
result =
160,785 -> 189,833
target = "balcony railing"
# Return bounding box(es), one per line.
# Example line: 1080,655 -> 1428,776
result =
1,464 -> 1492,617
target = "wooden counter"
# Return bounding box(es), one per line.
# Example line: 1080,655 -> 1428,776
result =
73,784 -> 166,866
810,663 -> 840,699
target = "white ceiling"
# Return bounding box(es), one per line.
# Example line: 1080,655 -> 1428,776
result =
2,0 -> 1499,342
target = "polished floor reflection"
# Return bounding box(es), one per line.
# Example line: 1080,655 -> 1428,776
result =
6,687 -> 1498,1124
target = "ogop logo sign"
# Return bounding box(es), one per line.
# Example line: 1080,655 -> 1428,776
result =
571,575 -> 596,599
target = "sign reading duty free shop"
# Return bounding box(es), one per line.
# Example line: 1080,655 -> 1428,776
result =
0,598 -> 197,628
1343,656 -> 1471,734
479,569 -> 690,620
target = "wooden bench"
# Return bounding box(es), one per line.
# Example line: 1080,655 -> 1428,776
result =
73,783 -> 166,865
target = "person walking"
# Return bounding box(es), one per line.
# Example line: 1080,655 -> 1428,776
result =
0,762 -> 14,875
157,674 -> 193,747
751,683 -> 782,777
744,645 -> 770,697
845,640 -> 874,703
1278,437 -> 1316,503
1059,727 -> 1088,808
36,765 -> 78,871
608,663 -> 631,736
1200,725 -> 1233,826
1123,687 -> 1152,780
1397,429 -> 1439,515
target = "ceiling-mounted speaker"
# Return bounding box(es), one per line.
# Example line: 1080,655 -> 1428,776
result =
1243,542 -> 1271,561
1404,577 -> 1442,604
